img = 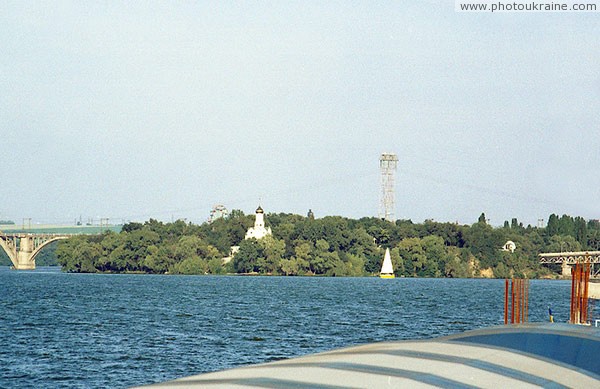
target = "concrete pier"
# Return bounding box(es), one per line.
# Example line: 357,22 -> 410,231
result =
589,282 -> 600,299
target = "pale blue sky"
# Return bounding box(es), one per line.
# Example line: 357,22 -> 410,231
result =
1,1 -> 598,226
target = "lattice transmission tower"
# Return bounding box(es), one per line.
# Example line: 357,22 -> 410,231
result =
379,153 -> 398,222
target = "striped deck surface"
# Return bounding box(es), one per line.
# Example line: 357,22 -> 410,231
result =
141,323 -> 599,388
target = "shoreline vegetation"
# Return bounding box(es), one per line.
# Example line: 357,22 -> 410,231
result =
43,212 -> 600,278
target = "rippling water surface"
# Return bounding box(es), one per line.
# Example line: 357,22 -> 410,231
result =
0,267 -> 572,388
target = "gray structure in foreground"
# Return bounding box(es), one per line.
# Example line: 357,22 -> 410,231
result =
141,323 -> 599,388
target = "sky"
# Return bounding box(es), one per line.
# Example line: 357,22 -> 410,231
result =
1,1 -> 598,227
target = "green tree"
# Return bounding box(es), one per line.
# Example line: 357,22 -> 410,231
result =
120,229 -> 161,271
511,218 -> 520,230
493,262 -> 511,278
73,242 -> 102,273
172,256 -> 207,275
273,221 -> 296,256
397,237 -> 428,277
290,241 -> 312,275
310,239 -> 340,275
56,237 -> 101,273
56,236 -> 93,272
143,244 -> 176,273
367,226 -> 390,246
443,246 -> 470,278
547,214 -> 559,236
588,230 -> 600,251
233,238 -> 261,273
122,222 -> 143,233
558,214 -> 575,237
393,219 -> 419,244
421,235 -> 446,277
389,247 -> 405,276
280,257 -> 300,276
547,235 -> 581,253
463,222 -> 503,269
347,227 -> 379,273
319,216 -> 351,252
342,253 -> 365,276
207,258 -> 225,274
257,236 -> 285,274
574,217 -> 587,247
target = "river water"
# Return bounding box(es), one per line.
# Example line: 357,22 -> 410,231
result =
0,267 -> 574,388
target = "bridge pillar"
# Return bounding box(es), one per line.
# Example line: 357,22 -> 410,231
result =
562,261 -> 571,277
14,236 -> 35,270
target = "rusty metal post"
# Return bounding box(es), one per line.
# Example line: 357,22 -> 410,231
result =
577,263 -> 583,324
511,278 -> 515,324
520,278 -> 524,323
523,279 -> 527,323
504,279 -> 509,325
582,262 -> 590,323
570,266 -> 576,323
516,278 -> 521,323
575,264 -> 580,324
519,278 -> 523,323
524,279 -> 529,322
580,264 -> 584,322
570,263 -> 590,325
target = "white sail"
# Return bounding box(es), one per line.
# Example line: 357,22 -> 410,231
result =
380,248 -> 394,275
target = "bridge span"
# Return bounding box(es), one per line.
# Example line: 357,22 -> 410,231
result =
539,251 -> 600,277
0,233 -> 74,270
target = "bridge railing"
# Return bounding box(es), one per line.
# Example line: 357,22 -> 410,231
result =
1,232 -> 87,238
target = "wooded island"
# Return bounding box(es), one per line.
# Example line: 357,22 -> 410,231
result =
51,211 -> 599,278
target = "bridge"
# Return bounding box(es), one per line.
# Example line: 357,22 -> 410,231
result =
0,223 -> 122,270
0,233 -> 76,270
539,251 -> 600,277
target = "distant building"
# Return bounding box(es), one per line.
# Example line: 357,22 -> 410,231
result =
245,206 -> 272,240
502,241 -> 516,253
208,204 -> 229,223
223,246 -> 239,264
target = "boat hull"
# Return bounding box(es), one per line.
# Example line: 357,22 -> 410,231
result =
140,323 -> 600,388
379,274 -> 395,279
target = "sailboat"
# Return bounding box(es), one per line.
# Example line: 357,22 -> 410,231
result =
380,248 -> 395,279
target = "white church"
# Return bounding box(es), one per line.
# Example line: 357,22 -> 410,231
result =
225,206 -> 272,264
245,205 -> 272,240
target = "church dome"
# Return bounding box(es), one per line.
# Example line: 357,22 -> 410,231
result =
256,206 -> 264,214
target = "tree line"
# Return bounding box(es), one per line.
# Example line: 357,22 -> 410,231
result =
49,211 -> 600,278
